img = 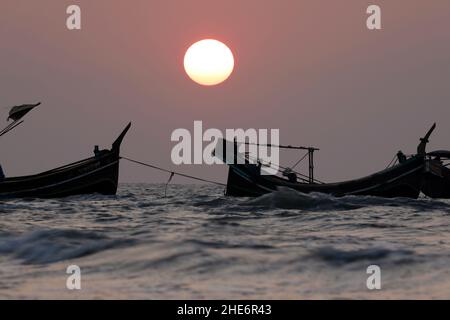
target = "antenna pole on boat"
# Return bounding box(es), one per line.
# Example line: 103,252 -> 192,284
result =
308,148 -> 315,183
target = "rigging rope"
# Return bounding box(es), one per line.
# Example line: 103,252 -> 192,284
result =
291,152 -> 309,170
0,120 -> 24,137
386,154 -> 398,169
242,141 -> 323,183
244,153 -> 325,184
121,156 -> 226,186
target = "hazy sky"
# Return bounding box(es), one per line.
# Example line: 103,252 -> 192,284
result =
1,1 -> 449,184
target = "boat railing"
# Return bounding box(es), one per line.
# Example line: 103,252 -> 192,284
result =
244,153 -> 325,184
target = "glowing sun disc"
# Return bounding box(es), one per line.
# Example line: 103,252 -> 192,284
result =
184,39 -> 234,86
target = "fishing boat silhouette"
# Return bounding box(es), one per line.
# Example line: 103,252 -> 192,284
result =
0,102 -> 130,198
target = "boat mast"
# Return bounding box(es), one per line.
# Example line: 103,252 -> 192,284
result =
0,102 -> 40,138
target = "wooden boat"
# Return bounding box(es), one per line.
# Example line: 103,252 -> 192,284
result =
0,123 -> 131,198
421,150 -> 450,199
225,156 -> 425,198
218,127 -> 433,199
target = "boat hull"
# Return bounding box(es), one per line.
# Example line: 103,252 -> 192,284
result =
0,151 -> 119,198
226,156 -> 425,199
421,160 -> 450,199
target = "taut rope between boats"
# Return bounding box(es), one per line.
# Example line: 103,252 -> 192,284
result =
121,156 -> 227,187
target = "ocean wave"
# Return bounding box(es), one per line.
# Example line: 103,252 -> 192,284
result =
308,246 -> 416,265
0,229 -> 134,265
1,183 -> 450,299
192,198 -> 230,208
186,239 -> 274,250
240,187 -> 450,212
242,188 -> 362,211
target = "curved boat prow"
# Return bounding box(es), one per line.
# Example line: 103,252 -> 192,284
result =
112,122 -> 131,151
417,123 -> 436,155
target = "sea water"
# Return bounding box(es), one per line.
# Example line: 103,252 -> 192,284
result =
0,184 -> 449,299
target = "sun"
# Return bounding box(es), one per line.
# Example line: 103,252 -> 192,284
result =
184,39 -> 234,86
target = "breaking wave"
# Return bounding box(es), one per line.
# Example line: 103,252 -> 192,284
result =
241,187 -> 450,212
